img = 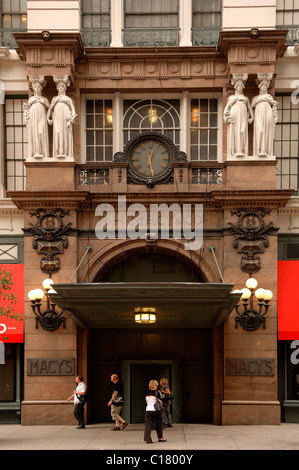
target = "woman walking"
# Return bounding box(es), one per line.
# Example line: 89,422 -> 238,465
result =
144,379 -> 167,444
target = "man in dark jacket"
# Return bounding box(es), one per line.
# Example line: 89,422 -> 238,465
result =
107,374 -> 128,430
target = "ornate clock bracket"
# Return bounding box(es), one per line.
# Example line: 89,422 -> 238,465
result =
226,207 -> 279,275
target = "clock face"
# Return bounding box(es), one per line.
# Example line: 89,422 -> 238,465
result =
129,138 -> 171,178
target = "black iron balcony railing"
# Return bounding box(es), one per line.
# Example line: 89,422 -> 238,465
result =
192,26 -> 221,46
191,167 -> 223,185
81,28 -> 111,47
78,165 -> 110,186
276,25 -> 299,45
123,27 -> 180,47
76,162 -> 224,188
0,29 -> 24,48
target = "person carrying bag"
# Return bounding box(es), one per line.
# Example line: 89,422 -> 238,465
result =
159,377 -> 173,428
144,379 -> 167,444
67,375 -> 87,429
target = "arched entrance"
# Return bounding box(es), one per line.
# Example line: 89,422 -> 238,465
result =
50,241 -> 239,424
90,252 -> 212,424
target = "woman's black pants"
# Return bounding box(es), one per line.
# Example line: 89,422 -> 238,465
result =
144,411 -> 163,442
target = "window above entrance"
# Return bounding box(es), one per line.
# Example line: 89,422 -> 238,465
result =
82,93 -> 221,163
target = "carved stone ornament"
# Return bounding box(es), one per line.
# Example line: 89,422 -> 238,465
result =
28,208 -> 72,276
226,207 -> 279,275
47,75 -> 77,160
223,73 -> 254,158
251,73 -> 278,158
24,75 -> 49,160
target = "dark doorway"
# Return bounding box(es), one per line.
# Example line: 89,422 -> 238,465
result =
89,328 -> 212,424
89,252 -> 212,424
130,363 -> 171,423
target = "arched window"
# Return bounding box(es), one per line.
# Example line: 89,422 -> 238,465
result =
123,99 -> 180,147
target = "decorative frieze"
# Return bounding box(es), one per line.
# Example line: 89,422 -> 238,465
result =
76,58 -> 225,83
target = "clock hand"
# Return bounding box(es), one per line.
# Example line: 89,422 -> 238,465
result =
147,149 -> 154,164
147,149 -> 154,176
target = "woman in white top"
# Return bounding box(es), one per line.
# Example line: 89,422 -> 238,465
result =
144,379 -> 167,443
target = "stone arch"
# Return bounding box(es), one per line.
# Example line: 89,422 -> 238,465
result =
79,238 -> 220,283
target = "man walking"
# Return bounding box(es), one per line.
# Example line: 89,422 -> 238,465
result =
68,375 -> 87,429
107,374 -> 128,430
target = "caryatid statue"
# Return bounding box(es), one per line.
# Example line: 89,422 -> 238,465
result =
251,73 -> 278,158
47,76 -> 77,159
224,73 -> 254,158
24,76 -> 49,159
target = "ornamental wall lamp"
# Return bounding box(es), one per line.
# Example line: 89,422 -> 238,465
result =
28,278 -> 66,331
232,277 -> 273,331
134,307 -> 157,324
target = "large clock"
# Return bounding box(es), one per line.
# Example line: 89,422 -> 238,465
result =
114,132 -> 187,187
129,136 -> 171,178
115,132 -> 184,187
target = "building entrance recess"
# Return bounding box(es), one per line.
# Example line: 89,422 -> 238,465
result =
89,328 -> 212,424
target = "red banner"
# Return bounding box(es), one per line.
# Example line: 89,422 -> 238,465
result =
0,264 -> 24,343
277,260 -> 299,340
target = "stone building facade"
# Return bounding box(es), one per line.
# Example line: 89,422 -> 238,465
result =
0,1 -> 299,426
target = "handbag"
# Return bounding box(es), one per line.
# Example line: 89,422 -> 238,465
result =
161,389 -> 174,401
112,396 -> 124,405
154,390 -> 163,412
76,390 -> 88,405
154,399 -> 163,412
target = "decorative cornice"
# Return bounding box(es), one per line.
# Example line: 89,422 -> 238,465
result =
75,50 -> 227,84
211,189 -> 293,208
84,45 -> 218,60
225,160 -> 277,167
12,32 -> 84,82
7,188 -> 293,211
13,32 -> 84,60
218,29 -> 288,59
7,190 -> 90,210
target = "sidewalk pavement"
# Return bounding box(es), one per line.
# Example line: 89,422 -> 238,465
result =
1,422 -> 299,451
